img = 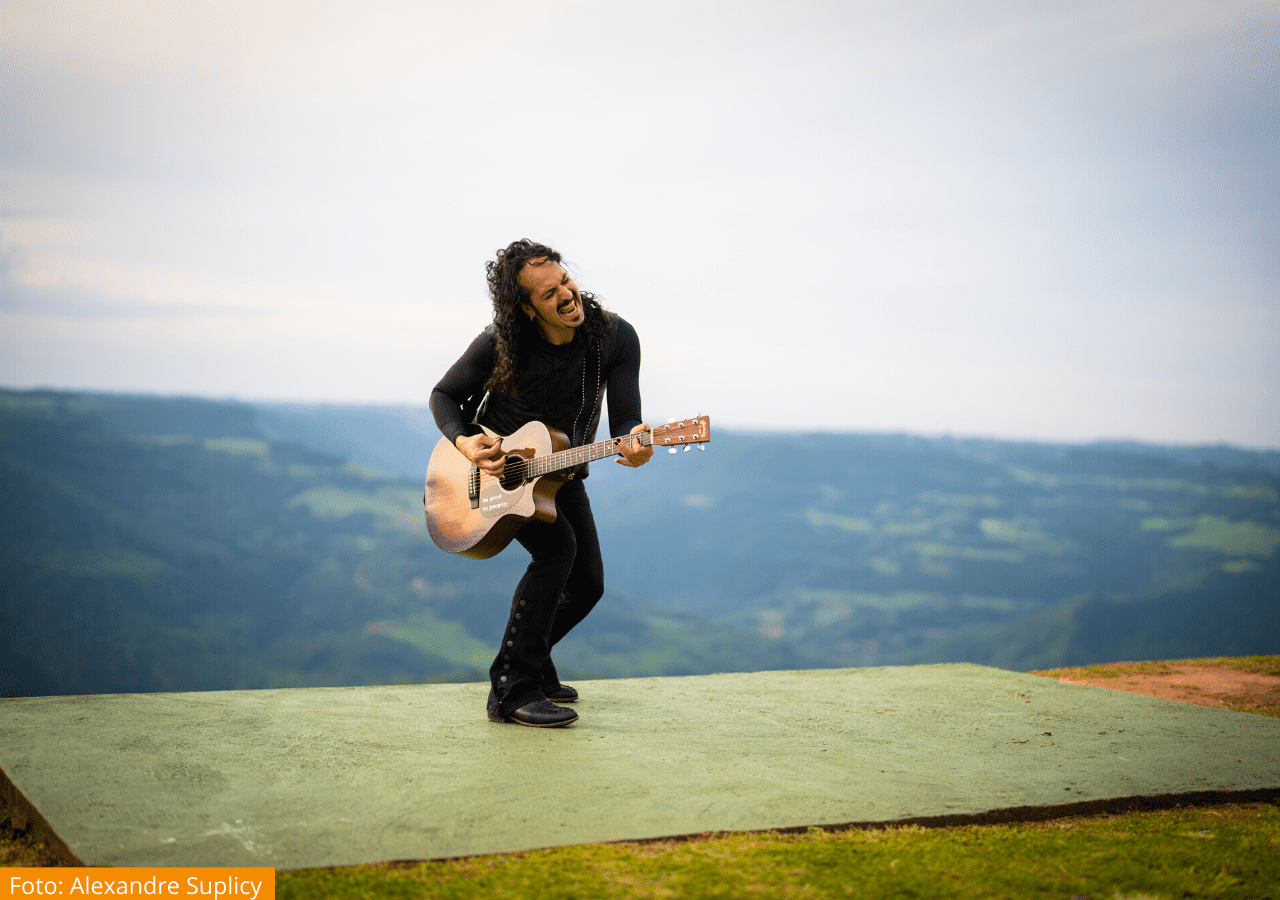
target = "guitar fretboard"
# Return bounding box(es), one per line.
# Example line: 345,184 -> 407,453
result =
526,431 -> 652,479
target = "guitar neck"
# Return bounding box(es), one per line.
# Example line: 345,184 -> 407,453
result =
527,431 -> 652,479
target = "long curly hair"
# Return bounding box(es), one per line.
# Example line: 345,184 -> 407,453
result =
483,239 -> 611,398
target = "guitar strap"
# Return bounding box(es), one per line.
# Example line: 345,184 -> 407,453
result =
570,340 -> 603,448
471,391 -> 491,426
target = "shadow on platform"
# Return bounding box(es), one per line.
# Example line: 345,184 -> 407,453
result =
2,664 -> 1278,869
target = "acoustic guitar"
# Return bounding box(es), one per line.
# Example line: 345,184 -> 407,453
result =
424,416 -> 711,558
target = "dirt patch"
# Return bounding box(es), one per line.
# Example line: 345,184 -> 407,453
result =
1032,656 -> 1280,717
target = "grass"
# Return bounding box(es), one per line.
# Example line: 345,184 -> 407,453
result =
5,657 -> 1279,898
5,796 -> 1277,899
1166,515 -> 1280,556
279,802 -> 1280,899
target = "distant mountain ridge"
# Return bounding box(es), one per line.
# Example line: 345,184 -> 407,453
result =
1,387 -> 1276,697
253,401 -> 1280,482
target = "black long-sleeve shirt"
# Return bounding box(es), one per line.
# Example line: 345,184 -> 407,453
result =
430,314 -> 643,477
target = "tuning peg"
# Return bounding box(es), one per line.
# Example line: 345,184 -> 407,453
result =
697,443 -> 706,451
684,444 -> 691,451
668,446 -> 677,454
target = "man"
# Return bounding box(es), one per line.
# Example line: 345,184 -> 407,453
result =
430,239 -> 652,727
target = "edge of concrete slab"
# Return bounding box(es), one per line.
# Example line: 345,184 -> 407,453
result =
748,787 -> 1280,838
347,787 -> 1280,868
5,757 -> 1277,870
2,765 -> 84,866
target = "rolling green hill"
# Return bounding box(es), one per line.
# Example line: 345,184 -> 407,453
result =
0,390 -> 805,696
583,427 -> 1279,671
1,388 -> 1276,697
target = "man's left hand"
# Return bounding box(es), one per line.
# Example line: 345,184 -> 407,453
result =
616,423 -> 654,468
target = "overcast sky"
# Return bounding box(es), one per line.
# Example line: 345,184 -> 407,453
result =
1,1 -> 1276,446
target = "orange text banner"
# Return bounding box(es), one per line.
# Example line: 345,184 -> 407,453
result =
3,870 -> 274,900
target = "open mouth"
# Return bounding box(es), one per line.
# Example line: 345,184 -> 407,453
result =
558,297 -> 579,316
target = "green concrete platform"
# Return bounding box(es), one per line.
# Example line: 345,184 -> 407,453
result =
2,664 -> 1278,869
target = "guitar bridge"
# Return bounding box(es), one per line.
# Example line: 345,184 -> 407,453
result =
469,466 -> 480,509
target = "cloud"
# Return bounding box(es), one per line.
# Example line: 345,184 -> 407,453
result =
0,1 -> 1275,443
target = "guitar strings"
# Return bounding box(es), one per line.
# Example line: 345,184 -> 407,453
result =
473,437 -> 637,484
466,431 -> 691,488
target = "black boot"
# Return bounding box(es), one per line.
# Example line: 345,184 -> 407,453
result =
488,697 -> 578,727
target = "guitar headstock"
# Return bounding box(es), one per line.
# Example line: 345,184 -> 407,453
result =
653,415 -> 711,453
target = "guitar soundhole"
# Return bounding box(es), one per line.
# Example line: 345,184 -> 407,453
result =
499,454 -> 526,492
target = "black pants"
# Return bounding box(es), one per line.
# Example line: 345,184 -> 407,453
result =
488,478 -> 604,715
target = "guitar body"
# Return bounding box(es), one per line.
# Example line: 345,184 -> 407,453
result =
424,420 -> 570,560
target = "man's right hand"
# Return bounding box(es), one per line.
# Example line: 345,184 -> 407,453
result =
456,433 -> 505,476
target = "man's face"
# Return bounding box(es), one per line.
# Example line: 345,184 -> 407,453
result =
518,259 -> 584,338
